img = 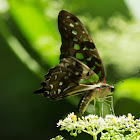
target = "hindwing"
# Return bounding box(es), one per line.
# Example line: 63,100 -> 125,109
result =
34,57 -> 98,100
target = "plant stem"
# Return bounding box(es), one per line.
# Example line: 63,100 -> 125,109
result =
93,135 -> 97,140
130,130 -> 140,139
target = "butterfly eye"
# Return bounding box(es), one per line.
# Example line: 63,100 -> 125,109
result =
110,86 -> 115,92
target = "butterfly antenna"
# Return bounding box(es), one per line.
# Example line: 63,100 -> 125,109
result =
113,81 -> 124,86
113,69 -> 140,86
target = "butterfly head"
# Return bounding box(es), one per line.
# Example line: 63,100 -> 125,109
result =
110,85 -> 115,92
101,84 -> 115,93
93,83 -> 115,99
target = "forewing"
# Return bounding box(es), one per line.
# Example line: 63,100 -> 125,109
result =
34,57 -> 96,100
58,10 -> 105,81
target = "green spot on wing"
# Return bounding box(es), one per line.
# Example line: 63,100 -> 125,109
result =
73,38 -> 78,42
83,46 -> 88,50
59,82 -> 63,86
80,79 -> 90,83
50,84 -> 53,89
54,75 -> 57,80
82,61 -> 87,65
92,54 -> 97,58
72,30 -> 77,35
67,16 -> 70,18
64,76 -> 68,80
80,74 -> 99,83
68,72 -> 72,76
58,89 -> 61,94
87,57 -> 92,61
90,48 -> 94,51
59,67 -> 62,72
45,91 -> 49,94
65,63 -> 69,67
95,61 -> 100,67
75,72 -> 79,75
76,53 -> 84,59
88,74 -> 99,82
93,74 -> 99,81
91,66 -> 96,71
89,76 -> 95,82
98,71 -> 101,77
83,38 -> 88,41
74,44 -> 80,50
70,23 -> 74,27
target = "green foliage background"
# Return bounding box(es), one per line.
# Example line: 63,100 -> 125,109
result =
0,0 -> 140,139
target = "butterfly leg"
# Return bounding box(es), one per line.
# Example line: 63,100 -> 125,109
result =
99,96 -> 115,115
99,101 -> 104,117
103,96 -> 115,115
94,99 -> 96,110
111,96 -> 115,115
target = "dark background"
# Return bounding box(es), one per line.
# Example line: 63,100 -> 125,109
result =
0,0 -> 140,139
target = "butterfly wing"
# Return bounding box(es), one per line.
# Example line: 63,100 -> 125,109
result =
58,10 -> 105,81
34,57 -> 97,100
34,10 -> 107,115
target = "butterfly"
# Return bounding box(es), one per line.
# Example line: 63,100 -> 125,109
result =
34,10 -> 115,115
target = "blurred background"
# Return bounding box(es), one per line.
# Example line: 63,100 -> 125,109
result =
0,0 -> 140,139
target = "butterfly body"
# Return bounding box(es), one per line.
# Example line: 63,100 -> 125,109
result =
78,83 -> 114,115
34,10 -> 115,115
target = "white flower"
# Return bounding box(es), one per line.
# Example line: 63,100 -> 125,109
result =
57,120 -> 63,127
57,113 -> 140,139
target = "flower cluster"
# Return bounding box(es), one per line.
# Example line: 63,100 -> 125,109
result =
56,113 -> 140,140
